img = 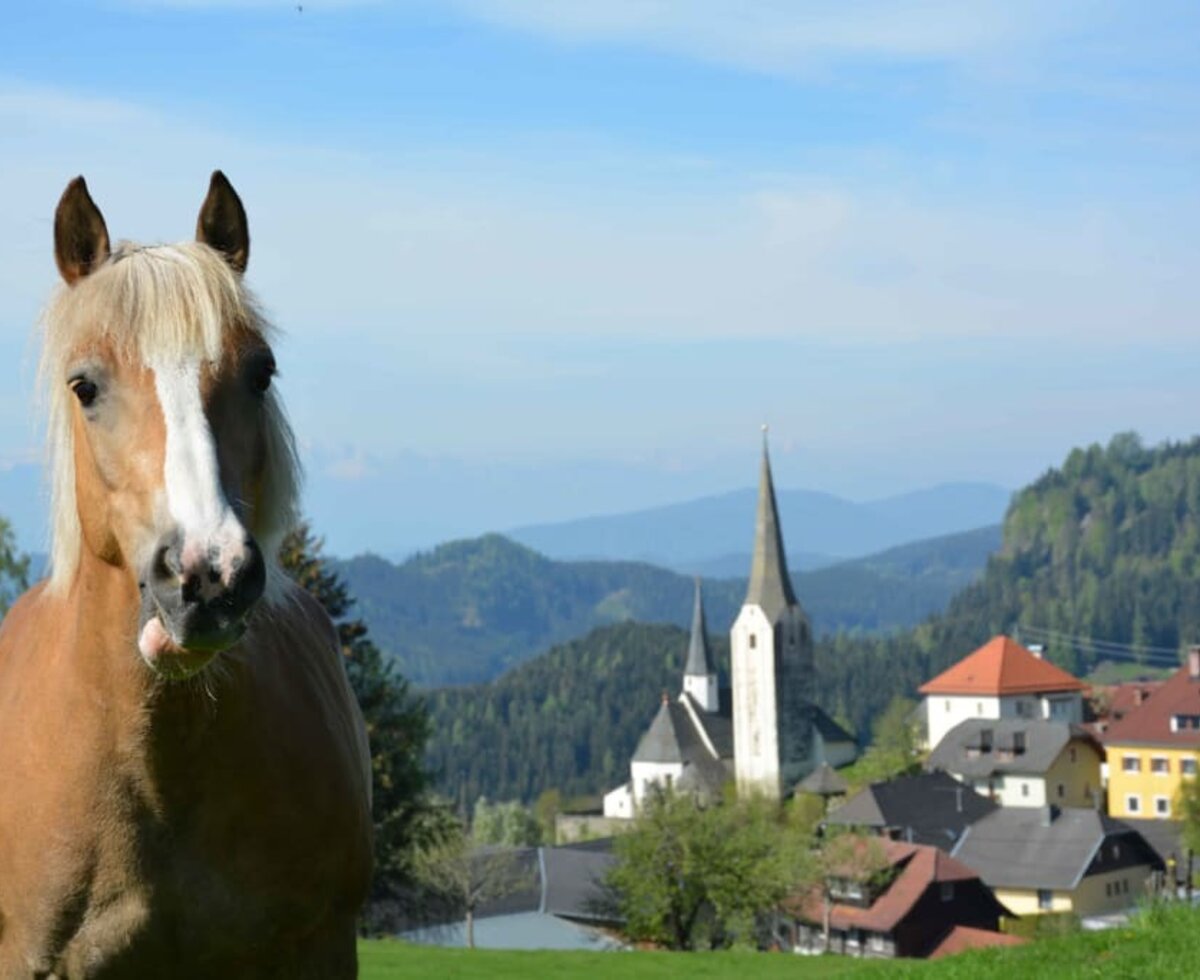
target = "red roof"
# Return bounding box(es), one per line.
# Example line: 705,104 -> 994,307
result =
919,636 -> 1084,696
1104,663 -> 1200,748
790,840 -> 984,934
929,925 -> 1027,959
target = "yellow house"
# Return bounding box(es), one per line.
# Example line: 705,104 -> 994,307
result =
1104,651 -> 1200,820
953,806 -> 1163,917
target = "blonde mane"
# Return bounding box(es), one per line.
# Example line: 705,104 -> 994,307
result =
39,241 -> 301,594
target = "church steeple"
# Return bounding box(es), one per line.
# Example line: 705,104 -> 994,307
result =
744,429 -> 797,621
682,578 -> 719,712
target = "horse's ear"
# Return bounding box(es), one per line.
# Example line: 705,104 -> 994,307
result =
196,170 -> 249,274
54,177 -> 111,285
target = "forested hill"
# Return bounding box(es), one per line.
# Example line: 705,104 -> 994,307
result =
339,524 -> 999,687
425,433 -> 1200,804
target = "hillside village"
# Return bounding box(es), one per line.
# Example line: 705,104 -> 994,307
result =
404,439 -> 1200,959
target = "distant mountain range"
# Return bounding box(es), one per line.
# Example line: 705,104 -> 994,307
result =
508,481 -> 1011,572
338,523 -> 1001,687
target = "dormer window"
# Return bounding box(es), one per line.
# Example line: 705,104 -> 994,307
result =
1171,714 -> 1200,732
980,729 -> 994,752
1013,732 -> 1026,754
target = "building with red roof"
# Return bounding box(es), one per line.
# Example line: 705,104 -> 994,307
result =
920,636 -> 1085,751
784,839 -> 1012,959
1103,649 -> 1200,821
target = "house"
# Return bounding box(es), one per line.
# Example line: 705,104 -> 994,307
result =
824,771 -> 997,851
1084,680 -> 1163,739
785,839 -> 1013,959
952,806 -> 1164,917
920,636 -> 1085,751
926,719 -> 1103,808
1103,648 -> 1200,821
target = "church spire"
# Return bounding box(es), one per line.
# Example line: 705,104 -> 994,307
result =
684,578 -> 712,678
744,428 -> 797,621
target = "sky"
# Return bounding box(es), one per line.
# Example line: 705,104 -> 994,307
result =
2,2 -> 1200,555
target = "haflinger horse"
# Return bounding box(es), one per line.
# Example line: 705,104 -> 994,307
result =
0,174 -> 373,978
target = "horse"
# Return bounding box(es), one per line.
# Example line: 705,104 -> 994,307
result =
0,173 -> 373,977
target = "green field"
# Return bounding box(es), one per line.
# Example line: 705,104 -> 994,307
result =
358,902 -> 1198,978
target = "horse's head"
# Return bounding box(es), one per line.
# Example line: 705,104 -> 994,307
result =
43,173 -> 299,679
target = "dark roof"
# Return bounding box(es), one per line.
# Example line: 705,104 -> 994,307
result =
631,699 -> 705,764
952,808 -> 1164,890
812,705 -> 856,746
743,440 -> 798,623
1104,663 -> 1200,748
541,843 -> 618,923
927,719 -> 1101,778
796,762 -> 848,796
825,772 -> 998,850
680,693 -> 734,758
791,840 -> 1004,935
684,578 -> 714,678
1119,818 -> 1186,868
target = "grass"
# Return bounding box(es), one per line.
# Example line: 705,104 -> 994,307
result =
358,901 -> 1200,978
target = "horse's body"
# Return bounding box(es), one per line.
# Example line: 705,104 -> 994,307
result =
0,174 -> 373,978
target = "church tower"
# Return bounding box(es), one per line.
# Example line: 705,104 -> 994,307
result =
731,432 -> 815,800
682,578 -> 719,712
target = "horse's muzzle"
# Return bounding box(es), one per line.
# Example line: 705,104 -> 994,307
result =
138,533 -> 266,676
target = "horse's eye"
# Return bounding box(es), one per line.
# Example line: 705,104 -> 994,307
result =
70,377 -> 99,408
249,356 -> 276,396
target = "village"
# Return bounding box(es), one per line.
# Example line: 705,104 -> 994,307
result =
407,443 -> 1200,959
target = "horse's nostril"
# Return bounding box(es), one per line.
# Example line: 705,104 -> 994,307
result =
181,574 -> 201,604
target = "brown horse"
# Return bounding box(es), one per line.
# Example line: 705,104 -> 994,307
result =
0,174 -> 373,977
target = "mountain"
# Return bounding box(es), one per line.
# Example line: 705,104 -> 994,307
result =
507,481 -> 1010,569
339,523 -> 1001,687
424,433 -> 1200,804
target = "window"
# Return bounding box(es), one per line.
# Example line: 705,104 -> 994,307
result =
1151,757 -> 1170,775
1122,756 -> 1141,773
1021,782 -> 1029,798
945,700 -> 951,713
976,702 -> 983,716
980,729 -> 994,752
748,633 -> 757,649
1183,757 -> 1198,776
1037,889 -> 1053,910
1155,796 -> 1170,816
1123,879 -> 1129,894
1057,783 -> 1065,799
1069,747 -> 1077,763
1126,795 -> 1141,814
869,933 -> 886,952
1013,732 -> 1026,754
1172,714 -> 1200,732
1105,882 -> 1112,897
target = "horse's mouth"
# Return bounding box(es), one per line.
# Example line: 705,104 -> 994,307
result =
137,608 -> 248,680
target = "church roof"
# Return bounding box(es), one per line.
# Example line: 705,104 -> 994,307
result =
796,762 -> 848,796
632,699 -> 709,765
684,578 -> 714,678
919,635 -> 1084,696
743,439 -> 798,623
680,692 -> 734,758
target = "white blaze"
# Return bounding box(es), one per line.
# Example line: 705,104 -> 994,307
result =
152,358 -> 246,579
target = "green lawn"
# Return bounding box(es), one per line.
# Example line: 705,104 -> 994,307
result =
359,902 -> 1200,978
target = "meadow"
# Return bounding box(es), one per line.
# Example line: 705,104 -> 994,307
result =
358,900 -> 1196,978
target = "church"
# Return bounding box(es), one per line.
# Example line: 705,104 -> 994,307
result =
602,438 -> 857,819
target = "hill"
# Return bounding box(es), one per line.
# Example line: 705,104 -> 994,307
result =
340,524 -> 1000,687
424,433 -> 1200,804
508,481 -> 1010,570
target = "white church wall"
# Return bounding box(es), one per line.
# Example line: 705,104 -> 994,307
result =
603,783 -> 634,819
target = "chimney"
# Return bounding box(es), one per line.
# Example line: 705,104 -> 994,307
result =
1135,687 -> 1149,706
1189,646 -> 1200,681
1029,644 -> 1045,659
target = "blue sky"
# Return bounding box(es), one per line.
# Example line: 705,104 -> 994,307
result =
3,2 -> 1200,554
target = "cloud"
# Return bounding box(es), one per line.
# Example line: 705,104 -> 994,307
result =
438,0 -> 1078,74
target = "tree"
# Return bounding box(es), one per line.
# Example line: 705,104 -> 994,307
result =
607,791 -> 810,950
471,798 -> 542,847
411,819 -> 535,949
0,516 -> 30,619
278,524 -> 432,908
